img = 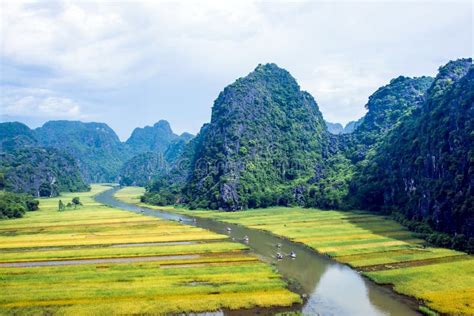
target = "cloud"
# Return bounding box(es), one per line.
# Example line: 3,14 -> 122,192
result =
300,59 -> 391,124
1,87 -> 83,119
0,0 -> 472,135
2,1 -> 149,87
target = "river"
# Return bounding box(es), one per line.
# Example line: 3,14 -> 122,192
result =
96,187 -> 419,316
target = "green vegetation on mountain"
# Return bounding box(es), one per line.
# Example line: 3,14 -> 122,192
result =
164,132 -> 194,163
0,122 -> 89,198
143,59 -> 473,253
125,120 -> 180,154
119,132 -> 194,186
0,147 -> 89,197
119,152 -> 166,186
34,121 -> 131,182
315,76 -> 435,212
0,120 -> 192,188
350,59 -> 474,248
348,75 -> 434,161
145,63 -> 329,210
0,122 -> 37,151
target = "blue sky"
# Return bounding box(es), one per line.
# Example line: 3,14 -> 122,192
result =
1,0 -> 472,140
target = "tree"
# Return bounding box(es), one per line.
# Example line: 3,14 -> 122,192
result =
71,197 -> 82,209
58,200 -> 65,212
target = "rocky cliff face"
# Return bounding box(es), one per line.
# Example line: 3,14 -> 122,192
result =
348,75 -> 434,161
172,64 -> 328,210
351,58 -> 473,238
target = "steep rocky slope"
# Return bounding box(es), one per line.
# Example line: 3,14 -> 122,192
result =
146,63 -> 329,210
350,58 -> 473,241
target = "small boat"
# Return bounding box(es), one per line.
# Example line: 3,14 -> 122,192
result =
276,252 -> 284,260
178,218 -> 183,222
289,251 -> 296,259
226,227 -> 232,232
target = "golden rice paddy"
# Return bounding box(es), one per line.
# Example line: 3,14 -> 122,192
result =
133,187 -> 473,315
0,185 -> 300,315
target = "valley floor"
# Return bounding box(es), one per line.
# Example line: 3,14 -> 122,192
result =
124,187 -> 474,315
0,185 -> 300,315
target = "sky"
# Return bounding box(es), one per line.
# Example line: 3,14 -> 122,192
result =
1,0 -> 472,140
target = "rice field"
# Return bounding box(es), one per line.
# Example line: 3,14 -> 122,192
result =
130,188 -> 473,315
0,185 -> 300,315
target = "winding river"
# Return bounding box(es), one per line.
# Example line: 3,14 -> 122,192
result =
96,187 -> 420,316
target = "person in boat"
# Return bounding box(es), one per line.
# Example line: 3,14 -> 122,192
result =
226,227 -> 232,231
276,252 -> 283,260
289,251 -> 296,258
243,235 -> 249,242
276,243 -> 282,248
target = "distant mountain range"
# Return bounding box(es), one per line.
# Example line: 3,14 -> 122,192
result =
0,122 -> 89,197
325,119 -> 362,135
2,58 -> 472,251
0,119 -> 194,192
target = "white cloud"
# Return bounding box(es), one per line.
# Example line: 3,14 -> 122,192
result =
1,87 -> 83,119
299,59 -> 391,124
0,0 -> 471,132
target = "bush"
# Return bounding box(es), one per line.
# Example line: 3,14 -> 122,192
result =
0,191 -> 39,219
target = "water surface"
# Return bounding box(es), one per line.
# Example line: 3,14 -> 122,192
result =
96,187 -> 419,316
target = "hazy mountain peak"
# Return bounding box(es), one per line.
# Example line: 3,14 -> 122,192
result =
126,120 -> 179,154
153,120 -> 172,131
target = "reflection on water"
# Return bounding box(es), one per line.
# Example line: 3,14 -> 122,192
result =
303,265 -> 387,315
96,187 -> 419,316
